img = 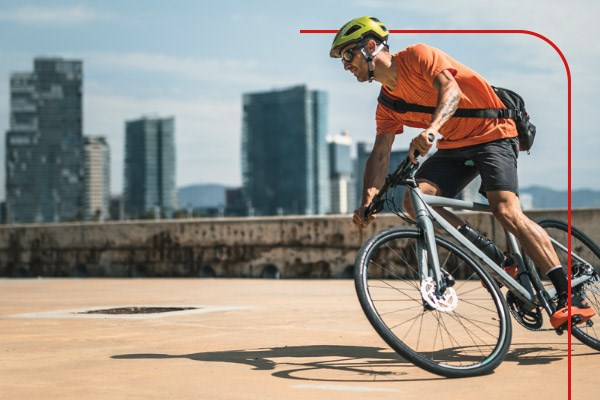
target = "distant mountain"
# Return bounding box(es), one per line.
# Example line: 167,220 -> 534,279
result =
177,184 -> 230,209
521,186 -> 600,209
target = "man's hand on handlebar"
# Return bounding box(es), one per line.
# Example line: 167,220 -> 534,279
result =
408,128 -> 436,164
353,205 -> 375,229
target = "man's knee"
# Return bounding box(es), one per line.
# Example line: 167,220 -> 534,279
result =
491,200 -> 522,229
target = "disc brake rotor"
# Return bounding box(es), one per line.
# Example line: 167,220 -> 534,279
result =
420,277 -> 458,312
574,263 -> 600,294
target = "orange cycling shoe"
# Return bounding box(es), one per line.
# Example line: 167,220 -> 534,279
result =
550,294 -> 596,329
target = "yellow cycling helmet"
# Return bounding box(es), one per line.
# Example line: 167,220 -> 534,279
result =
329,16 -> 388,58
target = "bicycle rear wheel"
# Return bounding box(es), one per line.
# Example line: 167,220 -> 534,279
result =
355,227 -> 512,378
536,218 -> 600,350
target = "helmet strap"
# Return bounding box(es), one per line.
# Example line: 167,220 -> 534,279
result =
361,43 -> 386,83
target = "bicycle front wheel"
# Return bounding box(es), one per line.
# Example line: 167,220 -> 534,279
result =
355,227 -> 512,378
536,218 -> 600,350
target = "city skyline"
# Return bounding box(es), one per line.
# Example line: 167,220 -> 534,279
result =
1,1 -> 599,199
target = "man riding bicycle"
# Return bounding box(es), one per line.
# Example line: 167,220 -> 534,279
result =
330,16 -> 594,328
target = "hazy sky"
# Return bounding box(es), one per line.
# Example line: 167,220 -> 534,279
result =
0,0 -> 598,198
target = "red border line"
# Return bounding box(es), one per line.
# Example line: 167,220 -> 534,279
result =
301,28 -> 572,398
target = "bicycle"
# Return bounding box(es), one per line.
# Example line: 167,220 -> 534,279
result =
354,147 -> 600,378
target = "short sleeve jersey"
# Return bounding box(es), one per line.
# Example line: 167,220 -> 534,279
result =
376,44 -> 517,149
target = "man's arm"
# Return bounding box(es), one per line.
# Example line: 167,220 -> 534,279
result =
352,132 -> 395,228
408,69 -> 462,163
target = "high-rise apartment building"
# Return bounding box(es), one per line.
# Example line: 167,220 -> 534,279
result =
5,58 -> 83,223
242,85 -> 329,216
83,136 -> 110,220
123,116 -> 176,219
327,130 -> 354,214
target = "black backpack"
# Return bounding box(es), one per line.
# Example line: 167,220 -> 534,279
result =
377,86 -> 536,153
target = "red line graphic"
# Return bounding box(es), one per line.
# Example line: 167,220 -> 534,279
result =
301,28 -> 572,399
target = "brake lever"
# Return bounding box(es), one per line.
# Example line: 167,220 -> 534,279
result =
364,194 -> 384,220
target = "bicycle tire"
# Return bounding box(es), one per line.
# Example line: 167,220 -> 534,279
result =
536,218 -> 600,350
355,227 -> 512,378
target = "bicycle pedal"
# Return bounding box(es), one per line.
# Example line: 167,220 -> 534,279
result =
554,326 -> 565,336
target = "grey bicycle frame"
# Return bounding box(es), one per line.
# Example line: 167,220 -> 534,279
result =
408,188 -> 591,309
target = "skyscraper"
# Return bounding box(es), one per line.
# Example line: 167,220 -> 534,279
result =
355,141 -> 409,213
123,116 -> 176,219
83,136 -> 110,220
327,130 -> 354,214
242,85 -> 329,216
5,58 -> 83,223
354,141 -> 372,208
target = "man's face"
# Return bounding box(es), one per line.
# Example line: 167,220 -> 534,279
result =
340,44 -> 369,82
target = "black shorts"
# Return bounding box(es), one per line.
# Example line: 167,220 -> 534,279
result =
415,137 -> 519,198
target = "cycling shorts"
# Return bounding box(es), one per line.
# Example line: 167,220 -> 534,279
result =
415,137 -> 519,198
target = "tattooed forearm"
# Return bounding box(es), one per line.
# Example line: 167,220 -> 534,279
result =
431,87 -> 460,130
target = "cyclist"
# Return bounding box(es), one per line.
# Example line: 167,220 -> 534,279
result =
330,16 -> 594,328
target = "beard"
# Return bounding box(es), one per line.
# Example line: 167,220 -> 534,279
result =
349,68 -> 369,82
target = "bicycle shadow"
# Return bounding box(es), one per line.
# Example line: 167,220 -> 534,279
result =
112,342 -> 571,381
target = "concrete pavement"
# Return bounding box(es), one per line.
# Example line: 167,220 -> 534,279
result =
1,278 -> 597,399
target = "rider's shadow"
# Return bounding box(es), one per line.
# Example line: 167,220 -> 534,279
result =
114,345 -> 415,382
112,343 -> 569,381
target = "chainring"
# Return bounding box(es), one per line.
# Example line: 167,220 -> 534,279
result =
506,291 -> 546,331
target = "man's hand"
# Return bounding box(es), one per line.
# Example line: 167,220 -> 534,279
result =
353,205 -> 376,229
408,128 -> 436,164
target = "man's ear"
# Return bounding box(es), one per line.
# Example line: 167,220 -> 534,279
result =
364,38 -> 378,55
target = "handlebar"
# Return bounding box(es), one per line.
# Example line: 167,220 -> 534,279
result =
364,133 -> 435,220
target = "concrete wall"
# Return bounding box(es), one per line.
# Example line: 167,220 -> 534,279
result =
1,209 -> 598,278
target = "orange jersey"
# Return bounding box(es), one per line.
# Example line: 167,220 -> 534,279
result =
376,44 -> 517,149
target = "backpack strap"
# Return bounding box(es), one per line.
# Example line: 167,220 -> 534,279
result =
377,90 -> 516,119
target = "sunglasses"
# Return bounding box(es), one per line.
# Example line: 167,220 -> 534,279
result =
341,45 -> 363,63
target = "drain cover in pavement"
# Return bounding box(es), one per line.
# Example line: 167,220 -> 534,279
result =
79,306 -> 199,315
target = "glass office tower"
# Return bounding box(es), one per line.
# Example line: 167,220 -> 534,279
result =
242,85 -> 329,216
5,58 -> 83,223
123,117 -> 176,219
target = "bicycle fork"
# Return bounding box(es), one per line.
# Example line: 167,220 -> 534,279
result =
410,191 -> 447,298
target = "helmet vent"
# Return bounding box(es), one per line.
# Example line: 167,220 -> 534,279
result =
345,25 -> 361,36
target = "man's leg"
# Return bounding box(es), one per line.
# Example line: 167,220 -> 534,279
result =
486,190 -> 558,272
486,190 -> 595,327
